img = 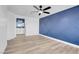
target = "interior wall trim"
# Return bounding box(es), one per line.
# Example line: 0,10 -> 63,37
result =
39,34 -> 79,48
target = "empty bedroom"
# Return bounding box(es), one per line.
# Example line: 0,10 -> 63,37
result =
0,5 -> 79,54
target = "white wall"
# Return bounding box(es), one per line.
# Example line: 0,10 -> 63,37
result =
25,17 -> 39,36
0,19 -> 7,53
6,11 -> 39,36
5,11 -> 25,40
16,28 -> 25,34
6,12 -> 16,40
0,6 -> 7,53
6,11 -> 39,39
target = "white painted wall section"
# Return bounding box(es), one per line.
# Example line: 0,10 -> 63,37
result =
0,19 -> 7,53
25,17 -> 39,36
6,12 -> 16,40
16,28 -> 25,34
0,6 -> 7,54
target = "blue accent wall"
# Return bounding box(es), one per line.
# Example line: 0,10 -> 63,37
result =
39,6 -> 79,45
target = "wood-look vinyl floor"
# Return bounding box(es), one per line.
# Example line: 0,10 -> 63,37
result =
4,34 -> 79,54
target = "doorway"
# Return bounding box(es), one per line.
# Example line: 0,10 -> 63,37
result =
16,18 -> 25,35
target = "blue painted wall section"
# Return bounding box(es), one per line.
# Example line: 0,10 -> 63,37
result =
39,6 -> 79,45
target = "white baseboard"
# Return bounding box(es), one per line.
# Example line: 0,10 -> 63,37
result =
39,34 -> 79,48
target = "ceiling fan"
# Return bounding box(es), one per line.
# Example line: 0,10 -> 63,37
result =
33,5 -> 51,15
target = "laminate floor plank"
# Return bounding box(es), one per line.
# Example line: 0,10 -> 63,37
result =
4,34 -> 79,54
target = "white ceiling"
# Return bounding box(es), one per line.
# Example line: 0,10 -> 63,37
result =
6,5 -> 76,18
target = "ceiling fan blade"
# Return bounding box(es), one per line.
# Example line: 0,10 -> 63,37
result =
43,6 -> 51,11
39,5 -> 42,8
33,6 -> 40,10
44,12 -> 50,14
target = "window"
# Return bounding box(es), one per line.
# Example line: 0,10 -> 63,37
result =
16,18 -> 25,28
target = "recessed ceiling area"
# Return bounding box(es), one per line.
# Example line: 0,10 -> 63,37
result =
6,5 -> 75,18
